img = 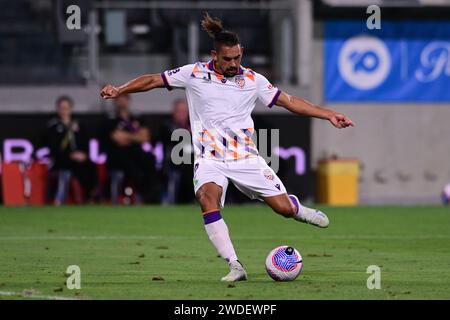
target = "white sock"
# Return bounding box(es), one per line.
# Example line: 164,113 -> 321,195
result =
203,210 -> 238,263
294,205 -> 304,221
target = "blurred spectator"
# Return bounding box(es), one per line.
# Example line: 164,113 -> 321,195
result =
102,93 -> 159,204
161,99 -> 195,204
45,95 -> 97,205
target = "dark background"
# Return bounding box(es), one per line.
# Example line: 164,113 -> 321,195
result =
0,113 -> 313,201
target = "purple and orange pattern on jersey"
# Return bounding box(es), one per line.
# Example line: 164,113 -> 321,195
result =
193,127 -> 258,161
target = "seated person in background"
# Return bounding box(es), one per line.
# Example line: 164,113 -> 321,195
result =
46,95 -> 97,205
103,93 -> 159,204
161,99 -> 195,204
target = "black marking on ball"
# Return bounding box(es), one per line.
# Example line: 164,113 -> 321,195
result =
285,247 -> 294,255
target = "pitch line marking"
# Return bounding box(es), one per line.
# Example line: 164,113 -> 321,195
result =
0,236 -> 161,241
0,290 -> 78,300
0,235 -> 449,241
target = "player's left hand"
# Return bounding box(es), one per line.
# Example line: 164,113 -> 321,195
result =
328,112 -> 355,129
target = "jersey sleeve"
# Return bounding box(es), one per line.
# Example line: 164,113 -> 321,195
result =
161,64 -> 194,90
255,73 -> 281,108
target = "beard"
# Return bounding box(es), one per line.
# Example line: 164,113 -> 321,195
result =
223,68 -> 238,77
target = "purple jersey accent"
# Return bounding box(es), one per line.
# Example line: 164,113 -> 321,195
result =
203,210 -> 222,225
207,60 -> 214,71
161,72 -> 173,91
268,89 -> 281,108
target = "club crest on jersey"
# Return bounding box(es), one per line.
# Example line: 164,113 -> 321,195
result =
235,76 -> 245,88
263,169 -> 274,181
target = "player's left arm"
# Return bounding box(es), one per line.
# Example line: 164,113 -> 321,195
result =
275,91 -> 355,129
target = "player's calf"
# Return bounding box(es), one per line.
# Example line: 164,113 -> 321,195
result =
196,183 -> 246,281
263,194 -> 297,218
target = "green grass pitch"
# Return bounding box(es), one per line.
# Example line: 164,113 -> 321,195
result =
0,205 -> 449,300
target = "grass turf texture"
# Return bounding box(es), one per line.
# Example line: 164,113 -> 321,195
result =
0,205 -> 449,300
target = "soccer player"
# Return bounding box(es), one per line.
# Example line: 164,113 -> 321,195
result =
100,13 -> 354,282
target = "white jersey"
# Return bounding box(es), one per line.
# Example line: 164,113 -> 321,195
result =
161,60 -> 281,161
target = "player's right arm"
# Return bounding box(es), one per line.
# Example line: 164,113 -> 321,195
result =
100,64 -> 194,99
255,72 -> 354,129
100,73 -> 164,99
276,92 -> 354,129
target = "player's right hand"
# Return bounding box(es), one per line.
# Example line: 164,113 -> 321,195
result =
100,84 -> 120,99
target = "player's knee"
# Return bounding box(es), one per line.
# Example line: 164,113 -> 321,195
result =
196,189 -> 219,211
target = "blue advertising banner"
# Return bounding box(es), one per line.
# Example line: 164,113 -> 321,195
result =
324,21 -> 450,102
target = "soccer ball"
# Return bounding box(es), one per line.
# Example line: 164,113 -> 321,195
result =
442,183 -> 450,205
265,245 -> 303,281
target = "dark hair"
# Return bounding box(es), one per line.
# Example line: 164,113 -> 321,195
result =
55,95 -> 74,108
201,12 -> 240,51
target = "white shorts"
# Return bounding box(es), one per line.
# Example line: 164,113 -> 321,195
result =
193,156 -> 287,208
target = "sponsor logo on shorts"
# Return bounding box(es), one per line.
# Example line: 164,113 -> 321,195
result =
275,183 -> 281,190
193,178 -> 199,186
263,169 -> 274,181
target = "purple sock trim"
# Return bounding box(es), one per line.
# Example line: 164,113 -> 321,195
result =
289,195 -> 299,215
203,210 -> 222,225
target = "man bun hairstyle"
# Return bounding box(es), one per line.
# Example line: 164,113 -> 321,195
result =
201,12 -> 240,51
